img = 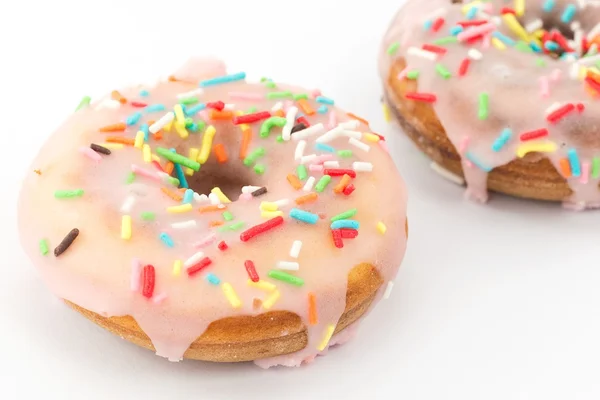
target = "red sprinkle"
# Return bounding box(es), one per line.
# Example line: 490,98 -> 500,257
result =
551,30 -> 573,52
340,228 -> 359,239
422,44 -> 448,55
547,103 -> 575,123
240,216 -> 284,242
244,260 -> 260,282
151,160 -> 165,173
324,169 -> 357,178
457,20 -> 489,27
458,58 -> 471,77
585,76 -> 600,93
431,17 -> 445,33
577,103 -> 585,112
296,116 -> 310,128
233,111 -> 271,125
332,230 -> 344,249
218,241 -> 228,251
405,92 -> 437,103
520,128 -> 549,141
131,102 -> 148,108
206,101 -> 225,111
187,257 -> 212,277
466,34 -> 484,45
501,7 -> 516,15
142,265 -> 155,298
342,184 -> 356,196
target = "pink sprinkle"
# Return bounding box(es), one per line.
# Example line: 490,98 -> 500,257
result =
238,193 -> 252,202
194,233 -> 217,248
457,23 -> 497,42
379,140 -> 390,153
130,258 -> 141,291
199,110 -> 210,120
311,154 -> 335,165
229,92 -> 263,101
152,292 -> 168,304
397,66 -> 410,80
311,89 -> 322,98
131,164 -> 161,182
539,76 -> 550,98
482,2 -> 493,11
581,161 -> 590,184
459,137 -> 469,154
481,34 -> 491,49
309,164 -> 324,172
79,146 -> 102,162
550,69 -> 562,81
327,111 -> 338,129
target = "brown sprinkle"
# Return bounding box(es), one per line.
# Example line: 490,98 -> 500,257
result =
54,228 -> 80,257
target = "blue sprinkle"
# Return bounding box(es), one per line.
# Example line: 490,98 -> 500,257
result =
184,103 -> 206,117
290,208 -> 319,225
139,90 -> 149,97
543,0 -> 555,12
466,6 -> 478,20
189,122 -> 199,132
544,40 -> 560,52
530,41 -> 543,53
183,189 -> 194,204
296,111 -> 306,118
423,20 -> 433,30
465,152 -> 492,172
331,220 -> 360,230
170,148 -> 189,189
561,4 -> 576,23
492,32 -> 516,47
492,128 -> 513,152
140,123 -> 149,141
315,143 -> 336,153
317,105 -> 328,114
450,25 -> 464,36
126,112 -> 142,126
568,148 -> 581,177
145,104 -> 166,113
159,232 -> 174,248
206,273 -> 221,285
316,96 -> 334,106
200,72 -> 246,88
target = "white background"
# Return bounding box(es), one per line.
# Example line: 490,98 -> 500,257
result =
2,0 -> 600,399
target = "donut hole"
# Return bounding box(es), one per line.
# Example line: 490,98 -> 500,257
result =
186,161 -> 257,200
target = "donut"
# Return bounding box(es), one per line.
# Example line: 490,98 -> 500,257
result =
379,0 -> 600,210
18,58 -> 408,366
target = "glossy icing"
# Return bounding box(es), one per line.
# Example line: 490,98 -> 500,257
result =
18,58 -> 408,365
379,0 -> 600,210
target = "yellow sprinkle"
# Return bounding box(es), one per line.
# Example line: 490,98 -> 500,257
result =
580,66 -> 590,80
376,221 -> 387,235
172,259 -> 182,277
491,38 -> 506,50
260,201 -> 279,211
262,290 -> 281,310
222,282 -> 242,309
198,125 -> 216,164
514,0 -> 525,17
382,103 -> 391,123
261,210 -> 284,219
151,154 -> 160,162
590,67 -> 600,75
533,29 -> 545,39
100,143 -> 124,150
317,324 -> 336,351
121,215 -> 132,240
364,133 -> 380,142
173,104 -> 185,124
167,203 -> 193,213
163,119 -> 173,132
175,121 -> 189,139
186,148 -> 199,176
134,131 -> 145,148
247,279 -> 276,292
211,187 -> 231,203
502,13 -> 530,42
142,144 -> 152,163
516,141 -> 558,158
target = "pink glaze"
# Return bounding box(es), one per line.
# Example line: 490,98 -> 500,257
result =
18,58 -> 408,365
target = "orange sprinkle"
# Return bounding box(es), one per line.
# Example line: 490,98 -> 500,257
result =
153,130 -> 163,141
200,205 -> 228,213
297,99 -> 316,116
287,174 -> 303,190
210,110 -> 234,121
99,123 -> 126,133
214,144 -> 228,163
559,158 -> 571,178
347,112 -> 369,127
34,169 -> 42,175
295,192 -> 318,205
161,188 -> 183,202
273,109 -> 285,118
165,162 -> 174,175
333,174 -> 352,194
308,293 -> 318,325
106,136 -> 134,146
168,75 -> 178,82
209,220 -> 225,227
587,69 -> 600,84
178,188 -> 187,192
240,127 -> 252,160
111,90 -> 127,104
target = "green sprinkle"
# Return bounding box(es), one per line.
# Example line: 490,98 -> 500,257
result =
254,164 -> 266,175
266,91 -> 293,100
387,42 -> 400,56
260,77 -> 270,82
595,60 -> 600,70
39,239 -> 49,256
219,221 -> 245,232
276,135 -> 284,143
141,212 -> 156,221
331,208 -> 358,222
184,117 -> 194,128
126,172 -> 136,184
167,177 -> 180,187
156,148 -> 200,171
432,36 -> 458,45
478,92 -> 489,120
536,58 -> 547,67
406,70 -> 420,80
297,165 -> 308,180
337,150 -> 353,158
592,157 -> 600,179
435,64 -> 452,79
75,96 -> 91,111
268,270 -> 304,286
315,175 -> 332,193
247,106 -> 258,113
260,117 -> 287,138
243,147 -> 266,166
265,81 -> 277,89
293,93 -> 309,100
515,41 -> 533,53
196,121 -> 206,132
180,97 -> 198,105
54,189 -> 84,199
222,211 -> 234,221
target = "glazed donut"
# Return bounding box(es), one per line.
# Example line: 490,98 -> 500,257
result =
380,0 -> 600,210
18,58 -> 408,366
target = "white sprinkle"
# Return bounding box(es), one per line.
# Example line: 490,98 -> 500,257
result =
194,193 -> 209,203
273,199 -> 291,208
195,233 -> 217,248
95,99 -> 121,110
352,162 -> 373,172
184,251 -> 205,268
171,220 -> 197,229
490,16 -> 502,26
468,49 -> 483,60
271,101 -> 283,112
149,112 -> 174,134
575,29 -> 584,56
525,18 -> 543,33
339,120 -> 360,130
430,162 -> 465,185
383,281 -> 394,300
570,63 -> 581,80
224,103 -> 236,110
282,106 -> 298,141
349,138 -> 371,152
176,88 -> 203,100
407,46 -> 437,61
120,195 -> 136,213
545,102 -> 563,115
295,140 -> 307,160
315,126 -> 343,143
242,185 -> 263,194
130,258 -> 141,291
292,123 -> 325,141
290,240 -> 303,259
571,21 -> 582,32
276,261 -> 300,271
152,292 -> 168,304
209,192 -> 221,205
341,130 -> 363,140
323,161 -> 340,168
578,53 -> 600,65
300,154 -> 318,164
303,176 -> 316,192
